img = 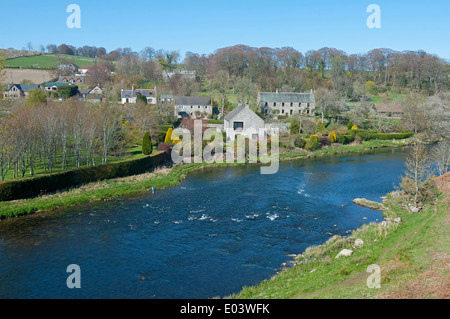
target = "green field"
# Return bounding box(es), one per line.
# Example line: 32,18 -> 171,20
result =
5,54 -> 97,69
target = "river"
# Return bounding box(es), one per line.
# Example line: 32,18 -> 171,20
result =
0,148 -> 408,299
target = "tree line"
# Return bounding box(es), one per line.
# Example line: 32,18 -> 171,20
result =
0,101 -> 124,181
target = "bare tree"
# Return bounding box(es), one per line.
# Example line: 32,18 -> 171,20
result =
402,141 -> 432,204
432,141 -> 450,176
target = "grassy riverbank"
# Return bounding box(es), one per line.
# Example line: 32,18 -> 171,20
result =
0,138 -> 412,220
231,181 -> 449,299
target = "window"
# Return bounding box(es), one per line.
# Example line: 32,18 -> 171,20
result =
282,109 -> 285,114
290,103 -> 293,107
273,102 -> 276,107
265,102 -> 268,107
282,102 -> 285,107
233,122 -> 244,131
290,110 -> 293,115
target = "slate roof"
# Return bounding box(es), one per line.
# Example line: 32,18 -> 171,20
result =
224,104 -> 246,121
174,96 -> 211,106
121,89 -> 155,99
10,84 -> 40,92
259,92 -> 315,104
374,104 -> 404,114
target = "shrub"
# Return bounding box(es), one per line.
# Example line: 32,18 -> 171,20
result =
157,143 -> 173,160
294,135 -> 306,148
290,119 -> 301,135
142,132 -> 152,155
328,131 -> 337,143
319,137 -> 331,146
347,121 -> 354,131
305,138 -> 322,151
164,128 -> 174,144
317,120 -> 324,130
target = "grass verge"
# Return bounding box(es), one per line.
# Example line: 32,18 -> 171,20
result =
230,193 -> 448,299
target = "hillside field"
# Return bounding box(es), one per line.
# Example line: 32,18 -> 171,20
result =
5,54 -> 97,69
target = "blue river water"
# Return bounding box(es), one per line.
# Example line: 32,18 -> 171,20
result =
0,148 -> 408,299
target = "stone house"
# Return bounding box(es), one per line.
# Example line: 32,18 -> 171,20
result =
258,91 -> 315,117
224,104 -> 265,139
3,84 -> 41,99
174,96 -> 212,119
79,85 -> 104,103
121,87 -> 157,105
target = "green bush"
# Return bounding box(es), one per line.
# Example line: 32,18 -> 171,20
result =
305,138 -> 322,151
290,119 -> 301,135
0,152 -> 166,202
347,121 -> 354,131
142,132 -> 152,155
294,135 -> 306,148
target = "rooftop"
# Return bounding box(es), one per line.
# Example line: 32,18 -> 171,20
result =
259,92 -> 315,104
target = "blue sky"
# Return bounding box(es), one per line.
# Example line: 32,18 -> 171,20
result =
1,0 -> 449,59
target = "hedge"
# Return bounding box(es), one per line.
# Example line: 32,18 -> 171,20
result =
0,152 -> 166,202
337,131 -> 413,145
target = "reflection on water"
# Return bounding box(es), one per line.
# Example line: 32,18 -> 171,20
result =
0,149 -> 407,299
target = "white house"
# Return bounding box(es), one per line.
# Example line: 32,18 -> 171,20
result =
224,104 -> 265,140
121,87 -> 157,104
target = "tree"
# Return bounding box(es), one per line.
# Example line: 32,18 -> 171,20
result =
432,142 -> 450,176
142,132 -> 152,155
58,85 -> 79,99
290,119 -> 300,135
402,95 -> 429,135
402,141 -> 432,204
211,70 -> 231,117
136,94 -> 148,105
0,52 -> 5,100
26,89 -> 47,107
315,88 -> 346,122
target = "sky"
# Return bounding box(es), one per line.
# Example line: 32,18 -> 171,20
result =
1,0 -> 449,60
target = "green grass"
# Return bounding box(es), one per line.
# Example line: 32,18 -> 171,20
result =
231,194 -> 448,299
5,54 -> 97,69
368,92 -> 408,104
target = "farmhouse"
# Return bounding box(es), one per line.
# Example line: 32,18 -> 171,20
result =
121,87 -> 157,104
224,104 -> 265,139
3,84 -> 41,99
174,96 -> 212,119
258,91 -> 315,117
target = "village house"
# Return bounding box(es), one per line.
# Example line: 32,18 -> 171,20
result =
258,91 -> 316,117
59,63 -> 79,73
58,76 -> 85,84
121,87 -> 157,104
44,82 -> 72,93
3,84 -> 41,99
174,96 -> 212,119
161,94 -> 174,104
373,104 -> 404,118
224,104 -> 265,140
163,70 -> 196,81
79,85 -> 104,103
